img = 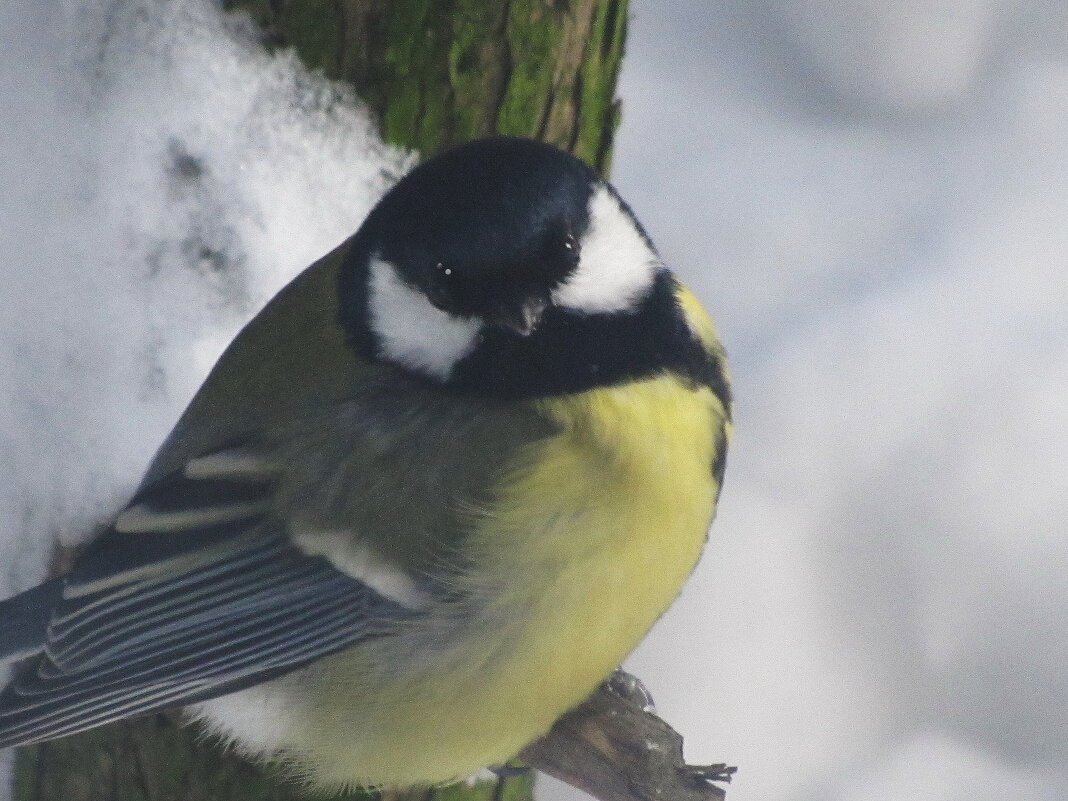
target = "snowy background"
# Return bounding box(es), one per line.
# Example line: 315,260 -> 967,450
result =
1,2 -> 1066,800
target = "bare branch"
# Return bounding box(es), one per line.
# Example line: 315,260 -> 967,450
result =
521,671 -> 736,801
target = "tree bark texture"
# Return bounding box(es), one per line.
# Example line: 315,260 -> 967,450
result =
223,0 -> 628,172
14,713 -> 534,801
14,1 -> 630,800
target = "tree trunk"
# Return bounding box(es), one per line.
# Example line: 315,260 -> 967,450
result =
224,0 -> 628,172
13,1 -> 628,799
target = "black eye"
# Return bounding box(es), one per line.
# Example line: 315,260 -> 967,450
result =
426,262 -> 455,310
560,233 -> 580,267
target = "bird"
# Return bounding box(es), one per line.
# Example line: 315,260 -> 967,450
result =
0,136 -> 731,790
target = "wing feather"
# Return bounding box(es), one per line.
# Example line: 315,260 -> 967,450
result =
0,461 -> 417,749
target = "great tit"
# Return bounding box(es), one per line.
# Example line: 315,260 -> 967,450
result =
0,137 -> 731,790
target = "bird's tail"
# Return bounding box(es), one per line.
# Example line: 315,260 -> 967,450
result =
0,579 -> 62,662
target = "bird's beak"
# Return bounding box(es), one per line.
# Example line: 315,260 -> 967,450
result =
492,296 -> 549,337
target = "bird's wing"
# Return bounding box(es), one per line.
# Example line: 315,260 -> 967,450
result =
0,464 -> 416,748
0,233 -> 553,747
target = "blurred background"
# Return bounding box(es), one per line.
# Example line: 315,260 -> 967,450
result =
614,3 -> 1068,800
1,2 -> 1066,800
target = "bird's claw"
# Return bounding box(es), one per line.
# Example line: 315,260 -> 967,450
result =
681,762 -> 737,785
605,668 -> 656,712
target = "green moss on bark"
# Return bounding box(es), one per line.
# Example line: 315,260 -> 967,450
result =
223,0 -> 628,173
576,0 -> 627,172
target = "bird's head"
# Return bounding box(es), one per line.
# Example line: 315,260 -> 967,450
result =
340,137 -> 719,399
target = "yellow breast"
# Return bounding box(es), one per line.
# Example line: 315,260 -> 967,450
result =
289,372 -> 728,789
472,373 -> 728,722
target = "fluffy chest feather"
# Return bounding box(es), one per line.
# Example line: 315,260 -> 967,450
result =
336,374 -> 724,785
464,373 -> 726,682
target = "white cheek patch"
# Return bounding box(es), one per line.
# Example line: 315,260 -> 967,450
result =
367,257 -> 481,381
551,185 -> 660,314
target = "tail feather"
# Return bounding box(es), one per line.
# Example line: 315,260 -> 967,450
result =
0,579 -> 63,662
